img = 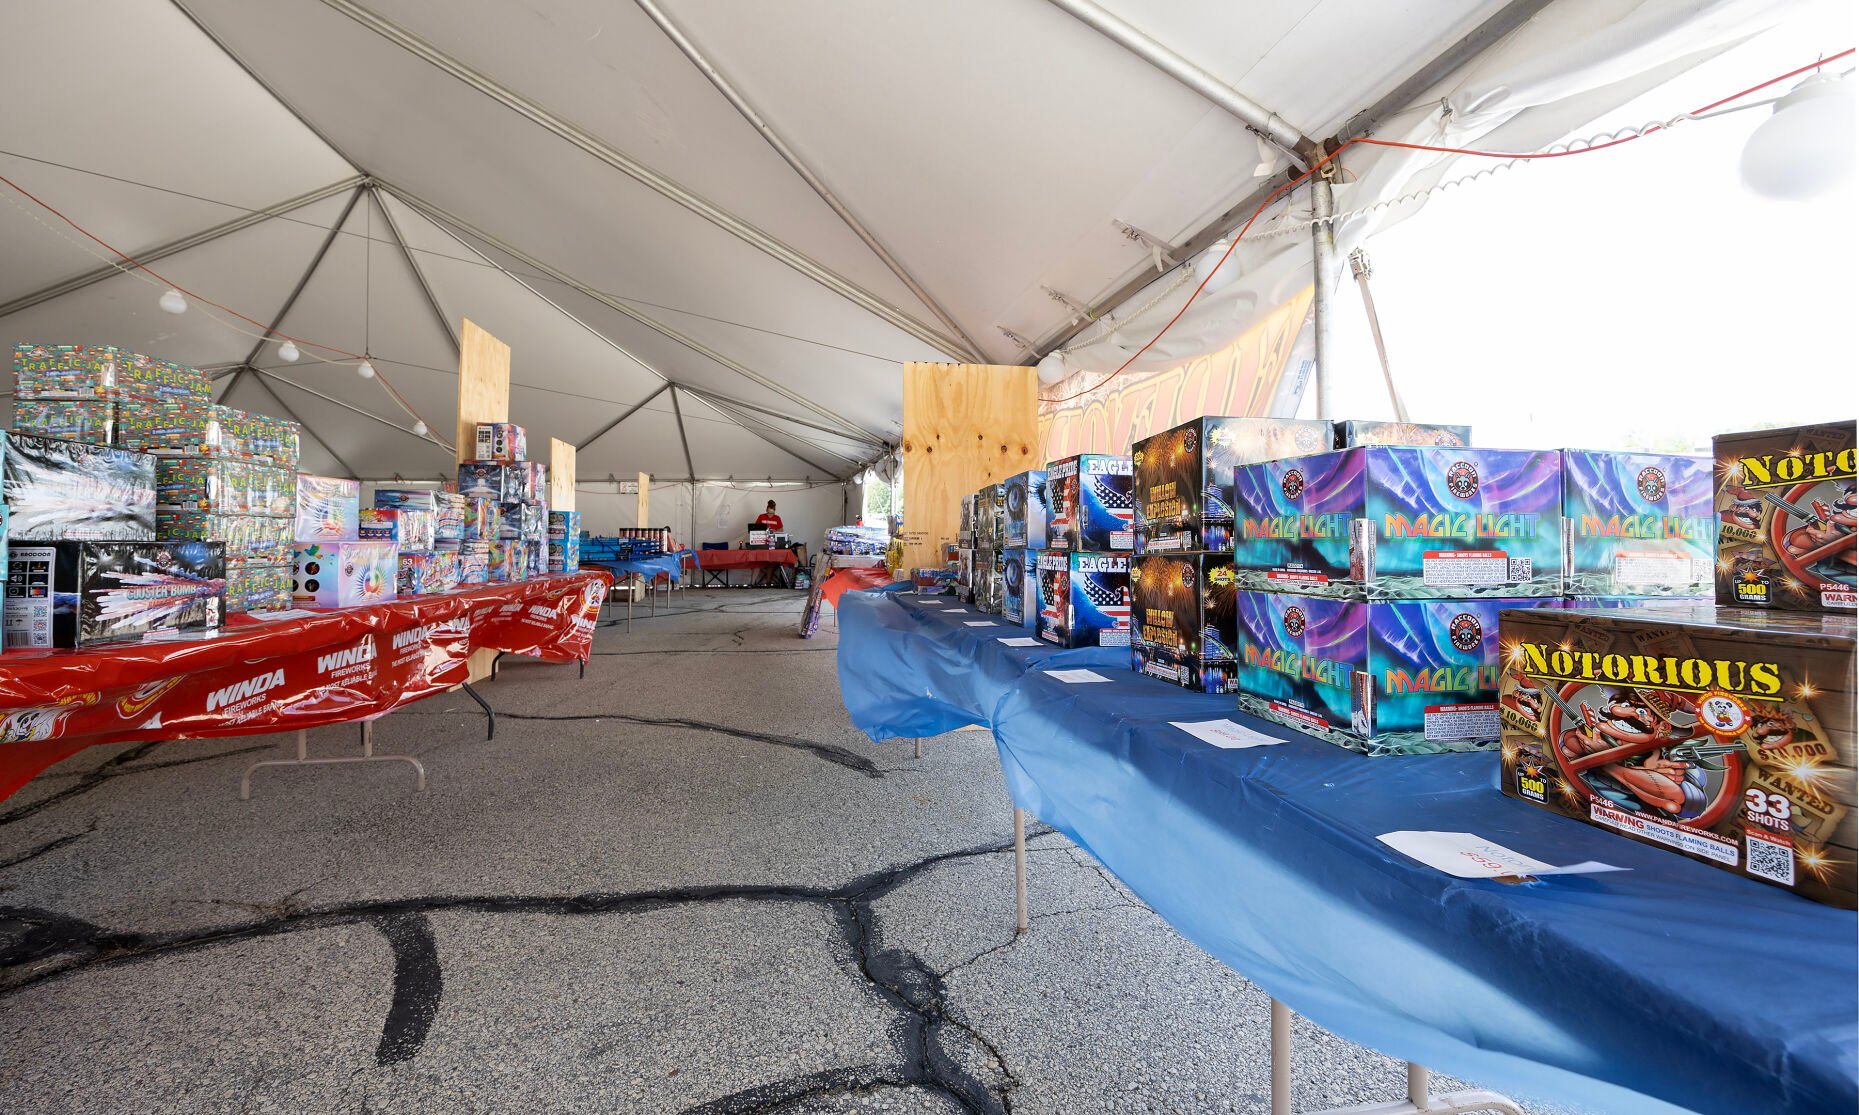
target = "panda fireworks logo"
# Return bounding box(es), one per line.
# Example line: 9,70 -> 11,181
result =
1636,466 -> 1667,503
1448,612 -> 1482,652
1180,429 -> 1197,454
1445,461 -> 1480,500
1283,605 -> 1306,638
1178,563 -> 1196,588
1280,468 -> 1305,501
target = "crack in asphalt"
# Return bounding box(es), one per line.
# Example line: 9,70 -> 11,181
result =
0,820 -> 99,873
497,711 -> 886,779
0,742 -> 297,830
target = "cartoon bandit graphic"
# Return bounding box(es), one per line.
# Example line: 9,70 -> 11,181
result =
1546,685 -> 1743,823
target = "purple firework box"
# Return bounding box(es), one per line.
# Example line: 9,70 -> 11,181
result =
1233,590 -> 1543,756
1234,446 -> 1564,601
1561,450 -> 1714,599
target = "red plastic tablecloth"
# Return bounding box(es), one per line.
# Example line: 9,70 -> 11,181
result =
0,571 -> 610,802
820,567 -> 895,606
695,548 -> 799,570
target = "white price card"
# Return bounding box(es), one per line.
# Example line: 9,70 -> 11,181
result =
247,609 -> 324,623
997,637 -> 1042,647
940,609 -> 968,614
1169,719 -> 1285,750
963,620 -> 998,627
1044,669 -> 1110,683
1377,831 -> 1624,880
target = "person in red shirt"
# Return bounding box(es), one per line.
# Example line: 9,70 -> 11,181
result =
753,501 -> 784,533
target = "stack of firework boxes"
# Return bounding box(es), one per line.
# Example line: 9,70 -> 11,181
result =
1027,456 -> 1136,647
370,488 -> 465,595
958,483 -> 1004,611
293,474 -> 397,608
456,423 -> 548,583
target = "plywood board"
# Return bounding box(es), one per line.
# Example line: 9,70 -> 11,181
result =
900,362 -> 1037,571
455,318 -> 511,458
636,471 -> 650,528
549,438 -> 575,512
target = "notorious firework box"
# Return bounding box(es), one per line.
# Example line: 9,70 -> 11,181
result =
3,540 -> 224,648
461,497 -> 501,544
13,399 -> 115,445
457,461 -> 522,502
1037,550 -> 1131,650
1046,454 -> 1134,552
293,474 -> 360,541
1,432 -> 156,541
1234,446 -> 1563,600
488,539 -> 516,583
1003,471 -> 1050,549
1236,591 -> 1538,756
1128,552 -> 1235,692
1334,420 -> 1472,449
1713,421 -> 1855,613
292,541 -> 397,608
11,343 -> 122,399
1562,450 -> 1714,599
473,422 -> 528,463
1001,548 -> 1040,627
1498,605 -> 1856,908
1133,416 -> 1331,553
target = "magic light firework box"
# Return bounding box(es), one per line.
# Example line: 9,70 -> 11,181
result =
1233,446 -> 1563,601
1003,471 -> 1049,549
1037,551 -> 1130,649
1129,553 -> 1235,692
1713,421 -> 1855,614
292,541 -> 398,608
1235,591 -> 1538,756
1132,416 -> 1330,553
1001,548 -> 1039,627
1333,420 -> 1471,448
3,540 -> 224,648
1562,450 -> 1713,599
293,474 -> 360,541
1046,454 -> 1134,552
1,432 -> 156,542
1498,605 -> 1856,907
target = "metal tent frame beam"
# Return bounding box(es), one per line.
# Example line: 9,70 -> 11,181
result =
577,382 -> 671,451
669,386 -> 698,483
254,368 -> 449,450
369,184 -> 460,354
237,368 -> 361,479
234,182 -> 368,373
688,391 -> 859,480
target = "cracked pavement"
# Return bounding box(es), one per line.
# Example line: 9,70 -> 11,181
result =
0,588 -> 1566,1114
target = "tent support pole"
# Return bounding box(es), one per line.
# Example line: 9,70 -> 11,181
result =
1349,249 -> 1408,422
369,185 -> 461,354
1309,177 -> 1339,420
679,388 -> 882,448
240,184 -> 369,368
690,393 -> 858,480
670,387 -> 698,484
578,383 -> 672,451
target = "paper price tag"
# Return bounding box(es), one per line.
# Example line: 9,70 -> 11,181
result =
997,637 -> 1042,647
1045,669 -> 1109,683
1169,719 -> 1285,749
1377,831 -> 1624,880
963,620 -> 998,627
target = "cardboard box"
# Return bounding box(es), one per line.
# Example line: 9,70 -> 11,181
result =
1235,591 -> 1539,756
957,493 -> 977,548
1128,552 -> 1235,691
974,483 -> 1005,548
1036,550 -> 1131,649
1234,446 -> 1564,600
457,544 -> 489,585
973,548 -> 1003,614
11,343 -> 121,399
1562,450 -> 1713,599
115,395 -> 216,455
157,511 -> 292,564
1334,420 -> 1472,448
3,540 -> 224,647
1498,604 -> 1855,907
292,541 -> 397,607
212,406 -> 301,467
1046,454 -> 1134,551
1713,421 -> 1855,613
294,474 -> 360,541
156,458 -> 293,516
1,432 -> 156,541
373,488 -> 440,512
548,510 -> 582,572
226,564 -> 292,614
473,422 -> 528,463
1003,471 -> 1049,549
13,399 -> 115,444
1132,416 -> 1330,553
1001,548 -> 1040,627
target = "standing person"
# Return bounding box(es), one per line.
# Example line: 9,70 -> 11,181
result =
754,500 -> 783,532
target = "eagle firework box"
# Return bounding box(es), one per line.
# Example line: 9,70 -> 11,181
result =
1046,454 -> 1134,551
293,474 -> 360,541
1235,592 -> 1533,756
1,432 -> 156,541
1132,417 -> 1331,553
3,540 -> 224,648
1003,471 -> 1049,549
1498,605 -> 1857,908
1037,551 -> 1131,649
1234,446 -> 1563,600
1562,450 -> 1714,598
472,422 -> 528,463
1334,420 -> 1472,448
11,343 -> 121,399
1001,548 -> 1039,627
1713,421 -> 1855,613
1128,553 -> 1235,691
292,541 -> 397,608
13,399 -> 115,445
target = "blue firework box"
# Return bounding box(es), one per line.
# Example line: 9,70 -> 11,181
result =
1046,454 -> 1134,551
1002,470 -> 1049,549
1001,548 -> 1039,628
1561,449 -> 1713,598
1133,416 -> 1331,553
1128,552 -> 1238,693
1036,550 -> 1130,648
1234,590 -> 1542,756
0,431 -> 156,542
1234,446 -> 1564,600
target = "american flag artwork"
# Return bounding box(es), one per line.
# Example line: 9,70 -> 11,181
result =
1077,570 -> 1131,630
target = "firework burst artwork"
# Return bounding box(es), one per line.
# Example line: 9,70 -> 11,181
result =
1,433 -> 156,540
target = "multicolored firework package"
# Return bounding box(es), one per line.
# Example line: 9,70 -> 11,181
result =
226,564 -> 292,614
1332,420 -> 1472,448
1,432 -> 156,542
1127,552 -> 1230,690
1133,417 -> 1330,553
1562,450 -> 1713,599
292,541 -> 397,607
548,511 -> 582,572
1037,550 -> 1130,650
1000,548 -> 1039,628
973,548 -> 1003,614
457,461 -> 522,502
472,422 -> 528,463
12,399 -> 116,444
1002,471 -> 1049,549
1045,454 -> 1134,552
293,474 -> 361,541
973,483 -> 1005,549
12,343 -> 122,399
3,540 -> 224,648
1713,421 -> 1855,613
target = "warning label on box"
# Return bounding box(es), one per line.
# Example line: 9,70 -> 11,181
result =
1591,801 -> 1739,865
1613,550 -> 1698,587
1422,550 -> 1510,587
1424,702 -> 1498,740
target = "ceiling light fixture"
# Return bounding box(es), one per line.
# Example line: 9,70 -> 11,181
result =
277,340 -> 300,362
158,289 -> 188,314
1741,73 -> 1854,200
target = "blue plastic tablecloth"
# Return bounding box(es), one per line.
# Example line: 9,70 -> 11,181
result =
837,591 -> 1857,1115
587,555 -> 685,584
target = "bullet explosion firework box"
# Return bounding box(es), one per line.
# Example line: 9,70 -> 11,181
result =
293,474 -> 360,541
1045,454 -> 1134,552
973,548 -> 1004,614
1333,420 -> 1472,448
1128,552 -> 1236,691
292,541 -> 397,608
1001,548 -> 1040,627
13,399 -> 116,445
1234,591 -> 1538,756
1037,551 -> 1131,650
1562,450 -> 1714,599
472,422 -> 528,463
1497,605 -> 1856,907
3,540 -> 224,648
1713,421 -> 1855,614
1003,471 -> 1049,549
1,432 -> 156,542
1234,446 -> 1564,600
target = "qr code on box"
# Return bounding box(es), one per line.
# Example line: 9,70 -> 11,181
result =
1507,556 -> 1532,582
1747,835 -> 1795,886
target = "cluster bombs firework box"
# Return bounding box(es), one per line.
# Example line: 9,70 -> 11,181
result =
1234,446 -> 1563,600
1003,471 -> 1049,549
294,474 -> 360,541
1498,604 -> 1855,908
1333,420 -> 1472,448
1562,450 -> 1713,599
1129,552 -> 1236,692
1045,454 -> 1134,551
1133,417 -> 1330,553
1713,421 -> 1855,613
1036,551 -> 1130,649
3,540 -> 224,648
1,432 -> 156,541
1001,548 -> 1039,627
292,541 -> 397,608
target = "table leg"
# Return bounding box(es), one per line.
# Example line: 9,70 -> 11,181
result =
1014,806 -> 1029,935
239,723 -> 427,800
1271,998 -> 1293,1115
1268,1001 -> 1525,1115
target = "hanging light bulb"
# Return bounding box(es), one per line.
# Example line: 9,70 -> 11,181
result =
277,340 -> 300,362
1193,239 -> 1237,294
158,289 -> 188,314
412,419 -> 429,437
356,360 -> 376,379
1036,352 -> 1068,385
1741,74 -> 1855,200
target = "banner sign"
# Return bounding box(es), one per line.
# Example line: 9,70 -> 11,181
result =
0,571 -> 610,802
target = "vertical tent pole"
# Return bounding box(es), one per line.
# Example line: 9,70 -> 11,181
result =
1309,178 -> 1340,420
1271,998 -> 1293,1115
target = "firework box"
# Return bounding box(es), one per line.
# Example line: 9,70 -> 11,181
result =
1497,604 -> 1856,908
1235,591 -> 1539,756
458,544 -> 489,585
1128,552 -> 1234,691
1133,416 -> 1330,553
115,394 -> 214,455
974,483 -> 1005,548
1037,550 -> 1131,650
461,497 -> 501,544
1,432 -> 156,541
212,406 -> 301,467
373,488 -> 440,512
1003,471 -> 1050,549
973,548 -> 1003,614
292,541 -> 397,608
1234,446 -> 1564,601
1333,420 -> 1472,448
1713,421 -> 1855,613
3,540 -> 224,648
158,511 -> 291,564
548,511 -> 582,572
11,343 -> 121,399
293,474 -> 359,541
1001,548 -> 1040,627
157,458 -> 293,516
957,493 -> 977,548
488,539 -> 515,583
396,551 -> 439,595
13,399 -> 115,445
457,461 -> 521,502
517,461 -> 548,504
226,564 -> 292,614
473,422 -> 528,463
1046,454 -> 1134,552
118,353 -> 210,401
358,508 -> 398,541
1562,450 -> 1714,599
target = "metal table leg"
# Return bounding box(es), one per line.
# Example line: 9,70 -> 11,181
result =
1269,997 -> 1525,1114
1014,806 -> 1029,935
460,681 -> 496,740
240,722 -> 427,800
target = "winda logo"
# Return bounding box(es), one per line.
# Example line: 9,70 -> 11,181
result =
316,641 -> 376,674
205,669 -> 286,713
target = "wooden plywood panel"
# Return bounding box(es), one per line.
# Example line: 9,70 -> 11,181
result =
549,438 -> 575,511
636,471 -> 650,528
900,361 -> 1037,571
455,318 -> 511,459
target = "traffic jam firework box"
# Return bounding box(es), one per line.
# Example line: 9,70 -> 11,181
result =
1333,420 -> 1471,448
1046,454 -> 1134,551
1498,605 -> 1856,908
3,540 -> 224,648
1001,548 -> 1040,627
292,541 -> 398,608
1235,591 -> 1536,756
1562,450 -> 1714,599
1,432 -> 156,541
1234,446 -> 1564,601
1003,470 -> 1049,549
1713,421 -> 1855,613
294,474 -> 360,541
1127,552 -> 1231,690
11,342 -> 121,399
13,398 -> 116,444
1132,416 -> 1330,553
473,422 -> 528,463
1037,551 -> 1131,650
